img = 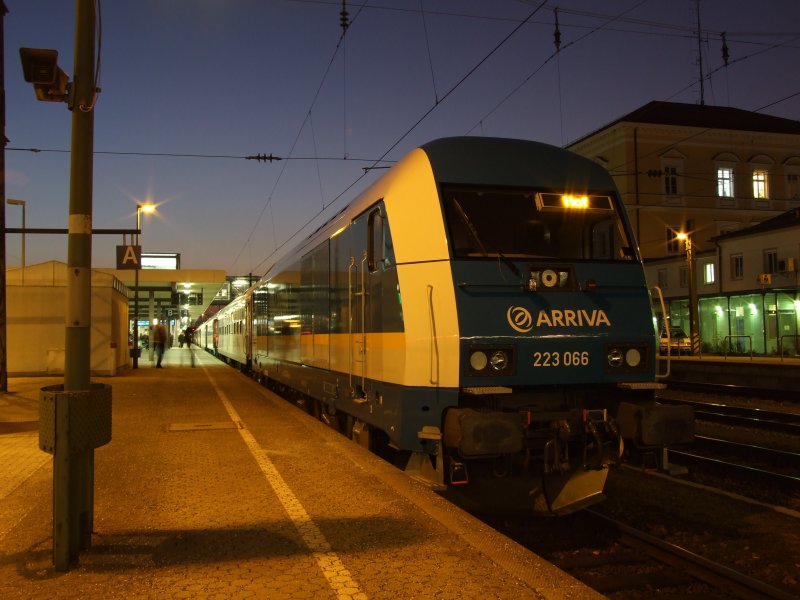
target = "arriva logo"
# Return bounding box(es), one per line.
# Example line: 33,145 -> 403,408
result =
507,306 -> 611,332
507,306 -> 534,333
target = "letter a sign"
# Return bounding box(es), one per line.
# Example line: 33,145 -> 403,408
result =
116,245 -> 142,270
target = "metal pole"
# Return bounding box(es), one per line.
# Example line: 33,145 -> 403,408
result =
686,236 -> 701,356
133,207 -> 140,369
55,0 -> 96,570
0,1 -> 9,394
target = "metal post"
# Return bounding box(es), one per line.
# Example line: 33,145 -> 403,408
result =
133,207 -> 140,369
56,0 -> 96,570
685,236 -> 701,356
0,1 -> 9,394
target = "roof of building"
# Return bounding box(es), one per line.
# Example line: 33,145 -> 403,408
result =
715,206 -> 800,241
569,101 -> 800,146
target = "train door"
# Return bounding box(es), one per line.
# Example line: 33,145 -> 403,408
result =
327,200 -> 400,401
351,201 -> 400,400
348,211 -> 370,399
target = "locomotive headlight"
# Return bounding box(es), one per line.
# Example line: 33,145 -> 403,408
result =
607,348 -> 623,368
489,350 -> 508,371
625,348 -> 642,367
468,345 -> 516,375
469,350 -> 488,371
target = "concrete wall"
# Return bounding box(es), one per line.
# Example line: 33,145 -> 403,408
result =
7,261 -> 130,376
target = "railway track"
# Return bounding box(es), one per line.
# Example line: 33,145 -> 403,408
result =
574,510 -> 800,600
663,380 -> 794,403
650,386 -> 800,504
658,395 -> 800,434
476,503 -> 797,600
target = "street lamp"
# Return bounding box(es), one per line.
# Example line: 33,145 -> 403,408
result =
7,199 -> 25,284
676,232 -> 700,356
132,203 -> 156,369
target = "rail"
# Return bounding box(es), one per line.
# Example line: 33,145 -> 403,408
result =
586,510 -> 799,600
723,334 -> 753,359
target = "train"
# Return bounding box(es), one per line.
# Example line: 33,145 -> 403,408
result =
198,136 -> 694,515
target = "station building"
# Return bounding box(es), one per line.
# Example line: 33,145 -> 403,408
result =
569,101 -> 800,357
5,257 -> 226,376
644,208 -> 800,356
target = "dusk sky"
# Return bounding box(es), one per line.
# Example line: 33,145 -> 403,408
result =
5,1 -> 800,275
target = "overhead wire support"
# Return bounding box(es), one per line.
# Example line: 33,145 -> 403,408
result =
553,7 -> 561,52
247,152 -> 282,163
721,32 -> 729,66
340,0 -> 349,33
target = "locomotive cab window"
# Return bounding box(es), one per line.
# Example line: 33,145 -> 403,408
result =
442,185 -> 633,261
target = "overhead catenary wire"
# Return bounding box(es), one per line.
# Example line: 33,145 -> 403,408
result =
247,1 -> 550,276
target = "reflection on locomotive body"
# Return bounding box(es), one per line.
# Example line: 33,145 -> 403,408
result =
199,137 -> 693,515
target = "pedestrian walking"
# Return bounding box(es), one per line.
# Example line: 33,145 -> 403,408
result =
152,320 -> 167,368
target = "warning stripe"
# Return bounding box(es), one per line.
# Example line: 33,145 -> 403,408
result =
202,366 -> 367,600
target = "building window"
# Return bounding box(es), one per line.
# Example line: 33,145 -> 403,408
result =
679,266 -> 688,288
717,167 -> 734,197
731,254 -> 743,280
664,166 -> 678,195
666,227 -> 681,254
764,249 -> 778,274
788,172 -> 800,199
753,169 -> 769,199
703,262 -> 715,284
657,268 -> 668,289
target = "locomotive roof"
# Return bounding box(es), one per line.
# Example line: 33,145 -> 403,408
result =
258,136 -> 618,282
420,137 -> 616,191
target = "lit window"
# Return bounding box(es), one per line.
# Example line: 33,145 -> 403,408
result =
753,169 -> 769,199
703,263 -> 715,284
717,167 -> 734,197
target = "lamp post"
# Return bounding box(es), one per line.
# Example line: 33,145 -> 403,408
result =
133,203 -> 155,369
677,232 -> 701,356
7,199 -> 25,284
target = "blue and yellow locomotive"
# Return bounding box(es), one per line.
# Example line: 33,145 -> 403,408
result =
201,137 -> 693,514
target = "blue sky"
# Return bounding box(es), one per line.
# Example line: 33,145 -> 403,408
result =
5,0 -> 800,274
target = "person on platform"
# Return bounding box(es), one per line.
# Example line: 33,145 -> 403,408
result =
152,320 -> 167,368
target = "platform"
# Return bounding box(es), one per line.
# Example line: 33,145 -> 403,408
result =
0,348 -> 601,599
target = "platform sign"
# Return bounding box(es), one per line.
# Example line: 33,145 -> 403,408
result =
117,245 -> 141,270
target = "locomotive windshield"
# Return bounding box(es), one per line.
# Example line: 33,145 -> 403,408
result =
442,185 -> 635,261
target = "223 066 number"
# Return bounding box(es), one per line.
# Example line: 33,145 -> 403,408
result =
533,351 -> 590,367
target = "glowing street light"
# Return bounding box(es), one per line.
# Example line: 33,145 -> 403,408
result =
132,203 -> 156,369
7,199 -> 26,284
676,232 -> 700,356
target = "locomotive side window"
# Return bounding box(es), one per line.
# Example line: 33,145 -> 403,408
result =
367,208 -> 385,273
442,185 -> 633,261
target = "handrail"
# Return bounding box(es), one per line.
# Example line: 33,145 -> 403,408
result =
427,284 -> 439,385
723,335 -> 752,360
347,257 -> 356,393
778,334 -> 800,361
360,251 -> 368,395
651,286 -> 670,379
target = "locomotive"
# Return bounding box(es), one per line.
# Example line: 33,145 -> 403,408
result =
199,137 -> 693,514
